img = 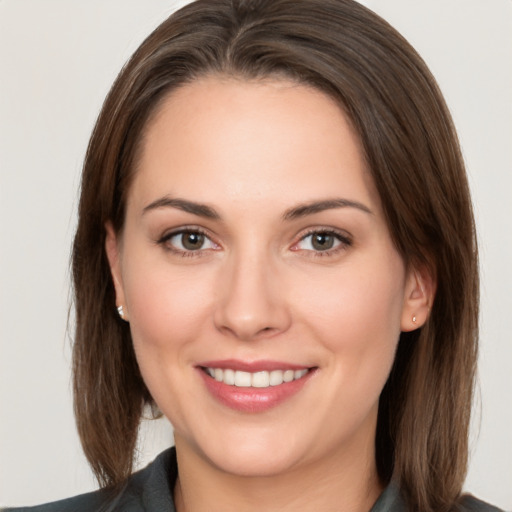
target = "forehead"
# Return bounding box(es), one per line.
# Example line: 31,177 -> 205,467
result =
130,76 -> 379,214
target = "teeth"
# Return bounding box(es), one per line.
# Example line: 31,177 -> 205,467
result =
205,367 -> 310,388
295,369 -> 308,379
269,370 -> 284,386
252,371 -> 269,388
224,369 -> 235,385
234,370 -> 252,387
283,369 -> 294,382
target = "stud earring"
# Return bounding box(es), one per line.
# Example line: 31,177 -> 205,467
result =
412,315 -> 417,323
117,305 -> 126,320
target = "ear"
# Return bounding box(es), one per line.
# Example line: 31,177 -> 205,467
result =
105,221 -> 129,322
400,266 -> 435,332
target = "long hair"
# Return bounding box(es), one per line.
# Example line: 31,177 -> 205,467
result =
72,1 -> 478,510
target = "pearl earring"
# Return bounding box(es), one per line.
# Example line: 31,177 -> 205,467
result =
412,315 -> 417,323
117,305 -> 125,320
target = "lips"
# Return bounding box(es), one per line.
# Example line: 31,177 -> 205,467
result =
197,360 -> 315,413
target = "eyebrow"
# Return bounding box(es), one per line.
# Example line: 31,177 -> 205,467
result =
142,196 -> 372,221
282,198 -> 373,220
143,196 -> 221,219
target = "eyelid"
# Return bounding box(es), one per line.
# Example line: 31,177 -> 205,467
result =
290,227 -> 353,254
155,225 -> 352,258
157,225 -> 220,256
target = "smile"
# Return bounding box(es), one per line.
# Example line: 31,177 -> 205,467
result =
198,361 -> 316,412
203,367 -> 310,388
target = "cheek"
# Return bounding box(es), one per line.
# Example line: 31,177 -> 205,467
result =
301,261 -> 405,436
122,257 -> 215,356
121,257 -> 217,417
297,254 -> 405,378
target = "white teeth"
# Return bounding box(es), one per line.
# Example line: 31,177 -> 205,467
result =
234,370 -> 252,387
224,369 -> 235,385
283,369 -> 294,382
295,369 -> 308,379
269,370 -> 284,386
252,371 -> 270,388
205,367 -> 310,388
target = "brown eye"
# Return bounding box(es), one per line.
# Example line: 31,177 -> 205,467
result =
311,233 -> 336,251
181,232 -> 205,250
161,229 -> 217,254
294,230 -> 351,254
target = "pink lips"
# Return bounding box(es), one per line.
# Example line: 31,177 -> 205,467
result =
197,360 -> 315,413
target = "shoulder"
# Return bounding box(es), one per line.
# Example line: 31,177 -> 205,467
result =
458,494 -> 505,512
1,448 -> 177,512
1,489 -> 108,512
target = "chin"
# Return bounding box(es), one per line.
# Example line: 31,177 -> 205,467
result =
177,425 -> 310,478
208,445 -> 305,478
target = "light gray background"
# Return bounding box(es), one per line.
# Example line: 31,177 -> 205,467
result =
1,1 -> 511,509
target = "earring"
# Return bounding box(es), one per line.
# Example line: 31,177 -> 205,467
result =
412,315 -> 417,323
117,305 -> 126,320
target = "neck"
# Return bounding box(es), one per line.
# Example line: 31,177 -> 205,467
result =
173,434 -> 383,512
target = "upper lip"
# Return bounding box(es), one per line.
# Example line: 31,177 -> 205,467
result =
197,359 -> 313,372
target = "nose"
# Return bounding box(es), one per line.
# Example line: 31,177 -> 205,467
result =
213,250 -> 291,341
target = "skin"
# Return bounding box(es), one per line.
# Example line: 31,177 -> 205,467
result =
106,77 -> 431,512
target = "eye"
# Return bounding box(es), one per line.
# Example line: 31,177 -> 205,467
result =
158,228 -> 218,255
293,229 -> 351,254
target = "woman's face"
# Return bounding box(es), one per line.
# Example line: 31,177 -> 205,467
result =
107,77 -> 422,477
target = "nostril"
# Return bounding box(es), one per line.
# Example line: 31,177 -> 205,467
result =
258,326 -> 278,336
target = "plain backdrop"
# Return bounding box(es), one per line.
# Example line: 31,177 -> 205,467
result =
1,0 -> 511,509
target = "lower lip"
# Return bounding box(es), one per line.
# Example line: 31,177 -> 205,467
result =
198,369 -> 314,413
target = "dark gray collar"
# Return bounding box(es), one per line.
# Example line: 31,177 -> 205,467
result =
369,482 -> 406,512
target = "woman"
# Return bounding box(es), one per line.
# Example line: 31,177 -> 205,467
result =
3,0 -> 504,511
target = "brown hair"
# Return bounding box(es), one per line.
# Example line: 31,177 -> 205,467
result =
72,1 -> 478,510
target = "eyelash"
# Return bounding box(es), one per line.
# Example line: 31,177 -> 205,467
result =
156,227 -> 352,258
157,226 -> 218,258
292,228 -> 352,258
